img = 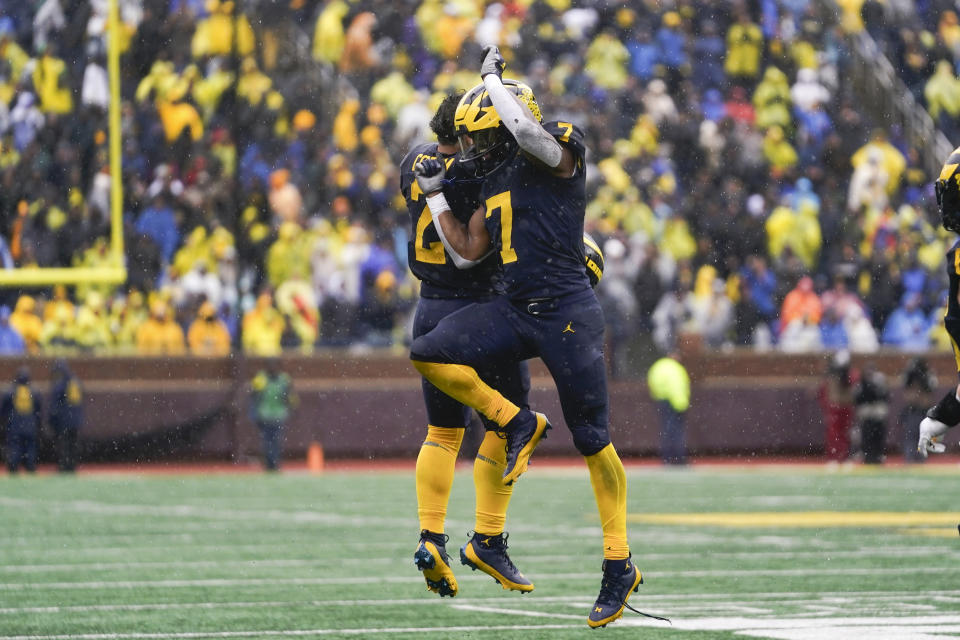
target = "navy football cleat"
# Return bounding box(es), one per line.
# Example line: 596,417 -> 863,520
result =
502,411 -> 550,485
588,556 -> 643,628
460,531 -> 533,592
414,530 -> 458,597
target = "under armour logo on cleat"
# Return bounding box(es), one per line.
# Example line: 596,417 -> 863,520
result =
562,322 -> 575,333
594,606 -> 603,613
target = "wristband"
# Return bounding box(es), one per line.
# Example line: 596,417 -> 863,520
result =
425,192 -> 450,216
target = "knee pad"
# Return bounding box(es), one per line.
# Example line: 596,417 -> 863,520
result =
570,422 -> 611,456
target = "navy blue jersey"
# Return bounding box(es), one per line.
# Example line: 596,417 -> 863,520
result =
400,142 -> 500,298
480,121 -> 590,300
944,239 -> 960,378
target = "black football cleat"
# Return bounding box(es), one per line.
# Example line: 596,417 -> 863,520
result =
502,411 -> 550,485
460,531 -> 534,592
414,530 -> 458,597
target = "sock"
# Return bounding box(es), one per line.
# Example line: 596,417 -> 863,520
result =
412,361 -> 520,427
473,430 -> 514,535
415,425 -> 465,534
584,443 -> 630,560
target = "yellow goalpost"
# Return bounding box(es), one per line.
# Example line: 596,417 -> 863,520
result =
0,0 -> 126,286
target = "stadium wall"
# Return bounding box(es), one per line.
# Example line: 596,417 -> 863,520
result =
5,350 -> 956,463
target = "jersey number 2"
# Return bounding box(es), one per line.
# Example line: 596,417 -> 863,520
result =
485,191 -> 517,264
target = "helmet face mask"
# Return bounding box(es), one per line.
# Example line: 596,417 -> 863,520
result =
936,149 -> 960,233
454,79 -> 541,177
457,125 -> 515,177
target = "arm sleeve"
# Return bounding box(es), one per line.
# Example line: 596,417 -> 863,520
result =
426,195 -> 490,269
482,75 -> 563,168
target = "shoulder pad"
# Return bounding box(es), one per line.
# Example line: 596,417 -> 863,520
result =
401,142 -> 439,173
543,121 -> 586,159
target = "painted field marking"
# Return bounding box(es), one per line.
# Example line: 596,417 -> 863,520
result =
3,544 -> 958,574
0,624 -> 583,640
629,511 -> 960,527
5,616 -> 960,640
2,589 -> 959,615
0,565 -> 957,590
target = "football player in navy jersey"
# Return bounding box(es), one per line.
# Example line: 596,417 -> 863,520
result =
400,92 -> 534,598
918,148 -> 960,458
410,47 -> 664,628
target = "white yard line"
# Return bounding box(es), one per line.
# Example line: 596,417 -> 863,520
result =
4,616 -> 960,640
2,545 -> 957,573
0,624 -> 583,640
2,590 -> 960,615
0,566 -> 956,590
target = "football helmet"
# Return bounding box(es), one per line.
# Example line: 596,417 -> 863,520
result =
935,146 -> 960,233
583,232 -> 604,288
454,79 -> 542,176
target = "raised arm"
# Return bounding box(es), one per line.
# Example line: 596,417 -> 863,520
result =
414,158 -> 492,269
480,45 -> 576,177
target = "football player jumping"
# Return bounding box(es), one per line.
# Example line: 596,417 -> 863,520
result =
400,93 -> 533,598
409,46 -> 665,627
919,149 -> 960,458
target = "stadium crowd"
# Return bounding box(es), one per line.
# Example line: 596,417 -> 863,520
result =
0,0 -> 955,365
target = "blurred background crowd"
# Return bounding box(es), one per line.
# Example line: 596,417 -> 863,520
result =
0,0 -> 957,372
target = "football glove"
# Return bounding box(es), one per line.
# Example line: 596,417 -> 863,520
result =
414,158 -> 446,195
480,45 -> 505,79
918,417 -> 949,458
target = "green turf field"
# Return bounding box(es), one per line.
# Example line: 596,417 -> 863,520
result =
1,463 -> 959,639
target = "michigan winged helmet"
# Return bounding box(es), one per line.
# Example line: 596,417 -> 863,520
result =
935,146 -> 960,233
454,79 -> 542,176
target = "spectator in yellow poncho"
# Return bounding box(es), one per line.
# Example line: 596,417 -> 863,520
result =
33,48 -> 72,114
836,0 -> 865,33
43,285 -> 74,322
135,60 -> 177,102
188,302 -> 231,355
73,292 -> 112,352
725,12 -> 764,82
236,57 -> 272,107
766,201 -> 822,269
39,305 -> 77,352
157,100 -> 203,143
851,131 -> 907,195
753,66 -> 792,131
585,30 -> 630,90
924,60 -> 960,121
111,291 -> 148,351
763,125 -> 798,176
136,302 -> 186,355
312,0 -> 348,63
370,72 -> 417,120
661,216 -> 697,262
242,292 -> 284,355
191,0 -> 254,59
332,99 -> 360,152
266,222 -> 312,288
10,296 -> 43,353
435,3 -> 475,59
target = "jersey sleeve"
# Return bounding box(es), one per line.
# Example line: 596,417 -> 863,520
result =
543,121 -> 586,162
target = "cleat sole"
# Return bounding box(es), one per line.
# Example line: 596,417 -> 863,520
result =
460,543 -> 534,593
503,413 -> 551,485
415,541 -> 458,598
